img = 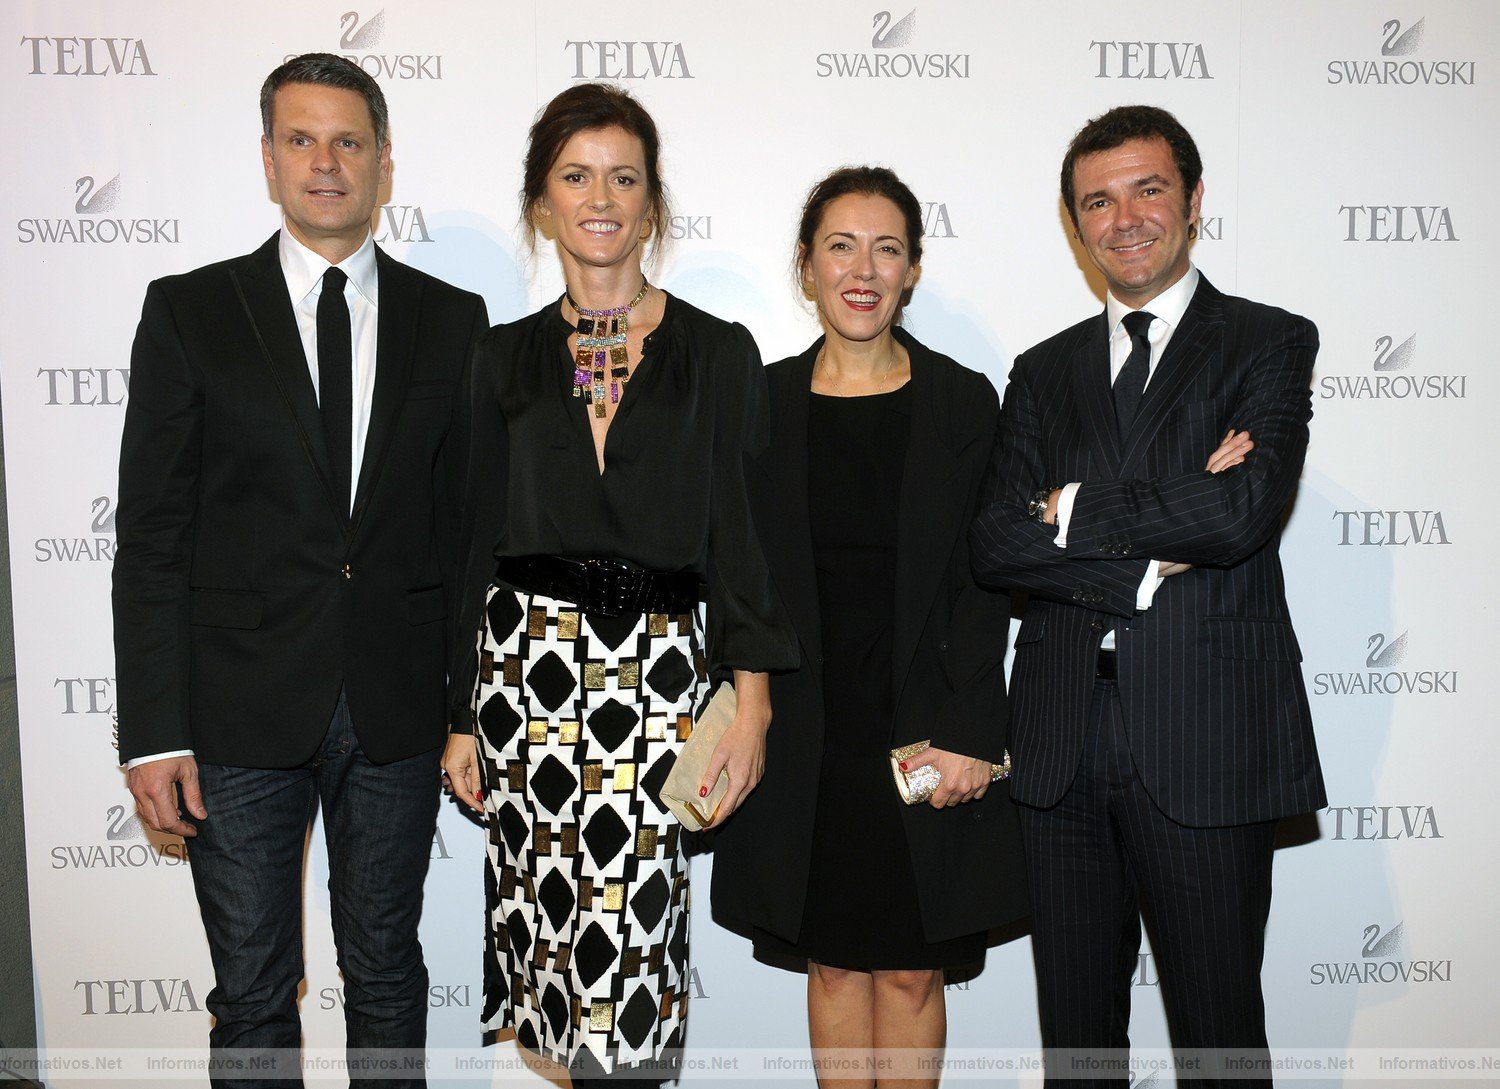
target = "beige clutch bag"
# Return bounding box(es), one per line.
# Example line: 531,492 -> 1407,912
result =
660,682 -> 737,831
889,740 -> 1011,805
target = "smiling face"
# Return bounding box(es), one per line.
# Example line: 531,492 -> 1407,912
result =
1071,135 -> 1203,308
536,125 -> 651,280
800,192 -> 918,346
261,81 -> 390,263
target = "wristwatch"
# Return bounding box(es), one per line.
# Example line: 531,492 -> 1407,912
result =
1027,487 -> 1056,525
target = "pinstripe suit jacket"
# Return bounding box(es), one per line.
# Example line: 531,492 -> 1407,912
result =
970,275 -> 1326,828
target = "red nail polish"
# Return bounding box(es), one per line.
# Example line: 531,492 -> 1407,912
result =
698,786 -> 708,798
899,761 -> 908,772
475,791 -> 484,802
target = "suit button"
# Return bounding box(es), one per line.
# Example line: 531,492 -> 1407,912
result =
1090,619 -> 1105,632
1072,589 -> 1085,602
1122,545 -> 1134,555
342,564 -> 353,580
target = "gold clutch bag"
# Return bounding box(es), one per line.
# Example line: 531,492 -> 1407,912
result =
889,740 -> 1011,806
659,682 -> 737,831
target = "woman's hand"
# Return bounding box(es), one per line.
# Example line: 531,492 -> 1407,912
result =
902,746 -> 991,808
702,671 -> 772,828
441,732 -> 485,815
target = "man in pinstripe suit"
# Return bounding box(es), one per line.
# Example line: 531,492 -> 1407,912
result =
970,106 -> 1325,1085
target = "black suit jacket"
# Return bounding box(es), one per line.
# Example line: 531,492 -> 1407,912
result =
113,233 -> 488,767
712,332 -> 1028,944
970,275 -> 1326,828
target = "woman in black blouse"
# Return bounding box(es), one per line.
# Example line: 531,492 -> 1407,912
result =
712,167 -> 1028,1087
442,85 -> 796,1087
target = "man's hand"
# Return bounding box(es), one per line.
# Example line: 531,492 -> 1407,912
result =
441,732 -> 485,815
901,746 -> 991,808
126,756 -> 206,838
1158,431 -> 1256,576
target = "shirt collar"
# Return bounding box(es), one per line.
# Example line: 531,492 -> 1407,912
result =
277,224 -> 379,307
1106,264 -> 1200,337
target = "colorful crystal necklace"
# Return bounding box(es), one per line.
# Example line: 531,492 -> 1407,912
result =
567,281 -> 651,418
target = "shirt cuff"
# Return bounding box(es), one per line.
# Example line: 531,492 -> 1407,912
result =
1053,483 -> 1082,548
1135,560 -> 1163,612
125,749 -> 195,770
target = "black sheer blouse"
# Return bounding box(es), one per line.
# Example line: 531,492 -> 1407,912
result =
448,294 -> 798,729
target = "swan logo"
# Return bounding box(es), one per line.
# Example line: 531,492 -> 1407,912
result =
1318,332 -> 1467,400
1327,17 -> 1476,85
16,174 -> 181,245
76,977 -> 203,1014
1340,205 -> 1458,242
815,9 -> 971,79
1331,510 -> 1450,547
49,806 -> 188,870
1308,922 -> 1451,984
288,10 -> 443,80
564,40 -> 693,80
1089,40 -> 1212,80
372,203 -> 432,244
39,366 -> 131,406
1326,805 -> 1442,840
33,495 -> 117,563
20,35 -> 156,75
1310,630 -> 1458,696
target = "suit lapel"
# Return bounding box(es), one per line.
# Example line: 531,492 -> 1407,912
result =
751,344 -> 821,675
1118,277 -> 1225,476
891,334 -> 968,706
1069,312 -> 1120,477
350,248 -> 419,538
229,233 -> 343,526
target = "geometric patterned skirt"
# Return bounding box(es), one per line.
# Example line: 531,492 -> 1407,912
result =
471,585 -> 707,1076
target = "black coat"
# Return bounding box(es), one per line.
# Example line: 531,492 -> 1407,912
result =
712,331 -> 1029,944
113,233 -> 488,767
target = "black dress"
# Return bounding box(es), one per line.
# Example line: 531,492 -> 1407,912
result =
764,384 -> 984,970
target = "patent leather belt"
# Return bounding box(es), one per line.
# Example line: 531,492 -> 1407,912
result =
1096,649 -> 1118,682
494,555 -> 699,618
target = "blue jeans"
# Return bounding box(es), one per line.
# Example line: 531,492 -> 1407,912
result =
189,692 -> 440,1088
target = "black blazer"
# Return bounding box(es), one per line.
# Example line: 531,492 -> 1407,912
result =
712,331 -> 1028,945
970,275 -> 1326,828
113,233 -> 488,767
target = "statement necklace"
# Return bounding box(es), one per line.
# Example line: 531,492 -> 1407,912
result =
567,281 -> 651,418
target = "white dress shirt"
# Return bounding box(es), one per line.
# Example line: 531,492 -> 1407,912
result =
1054,265 -> 1201,646
127,225 -> 380,770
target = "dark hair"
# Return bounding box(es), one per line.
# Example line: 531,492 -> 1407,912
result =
520,83 -> 671,254
1059,105 -> 1202,229
794,166 -> 924,320
260,53 -> 390,148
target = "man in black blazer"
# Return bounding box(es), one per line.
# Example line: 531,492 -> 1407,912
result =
114,54 -> 486,1084
970,106 -> 1324,1085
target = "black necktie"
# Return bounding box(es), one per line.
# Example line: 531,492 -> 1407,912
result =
317,266 -> 352,515
1113,310 -> 1155,438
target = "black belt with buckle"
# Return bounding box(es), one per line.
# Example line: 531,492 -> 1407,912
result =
495,555 -> 699,618
1096,649 -> 1118,681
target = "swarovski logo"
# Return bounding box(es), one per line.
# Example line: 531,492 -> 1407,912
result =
1310,631 -> 1457,696
1196,217 -> 1224,241
1089,40 -> 1211,79
816,8 -> 970,79
33,495 -> 117,563
21,36 -> 156,75
17,174 -> 180,245
50,806 -> 188,869
1340,205 -> 1458,241
1309,922 -> 1451,985
320,983 -> 472,1009
1332,510 -> 1449,546
1327,17 -> 1475,85
667,215 -> 712,240
289,10 -> 442,79
1317,332 -> 1467,400
1326,805 -> 1442,840
566,41 -> 693,79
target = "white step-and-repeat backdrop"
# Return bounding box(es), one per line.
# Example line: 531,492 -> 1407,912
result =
2,1 -> 1494,1085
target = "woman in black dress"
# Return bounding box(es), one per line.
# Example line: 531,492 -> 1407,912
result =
712,167 -> 1028,1086
441,84 -> 797,1087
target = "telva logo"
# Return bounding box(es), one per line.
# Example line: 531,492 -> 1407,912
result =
1090,40 -> 1211,79
566,41 -> 692,79
1332,510 -> 1449,546
372,204 -> 432,244
1339,205 -> 1458,242
21,36 -> 156,75
1326,805 -> 1441,840
40,367 -> 130,406
922,202 -> 954,239
76,978 -> 202,1014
